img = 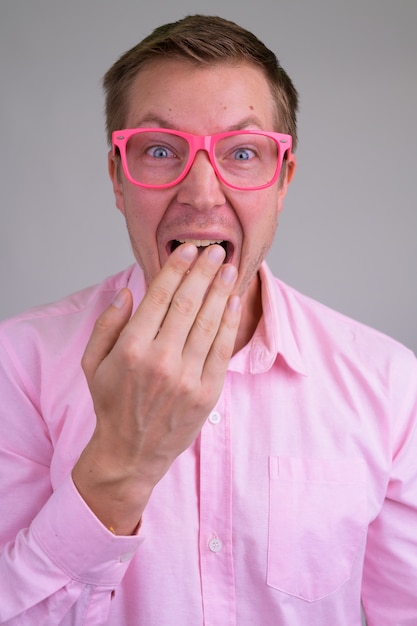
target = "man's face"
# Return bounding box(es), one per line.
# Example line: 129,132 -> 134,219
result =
109,59 -> 295,309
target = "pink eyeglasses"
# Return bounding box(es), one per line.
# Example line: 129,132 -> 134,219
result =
112,128 -> 292,190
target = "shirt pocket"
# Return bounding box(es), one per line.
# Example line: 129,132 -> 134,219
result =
267,456 -> 367,602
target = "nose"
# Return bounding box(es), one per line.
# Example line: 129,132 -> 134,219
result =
175,150 -> 226,211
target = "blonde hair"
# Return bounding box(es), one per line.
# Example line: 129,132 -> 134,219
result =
103,14 -> 299,149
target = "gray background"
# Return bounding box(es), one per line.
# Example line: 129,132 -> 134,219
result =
1,3 -> 414,621
1,0 -> 416,356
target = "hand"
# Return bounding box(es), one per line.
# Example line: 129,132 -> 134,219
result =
72,244 -> 241,534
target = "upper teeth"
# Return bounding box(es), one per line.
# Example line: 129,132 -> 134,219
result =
178,238 -> 223,247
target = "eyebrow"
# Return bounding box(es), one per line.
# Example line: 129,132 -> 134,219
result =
130,114 -> 266,132
228,117 -> 265,131
132,116 -> 176,129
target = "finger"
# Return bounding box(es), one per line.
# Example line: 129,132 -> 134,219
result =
181,262 -> 239,371
202,292 -> 241,384
157,244 -> 226,345
125,243 -> 198,341
82,288 -> 133,384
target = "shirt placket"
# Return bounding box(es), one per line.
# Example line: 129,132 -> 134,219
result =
199,381 -> 236,626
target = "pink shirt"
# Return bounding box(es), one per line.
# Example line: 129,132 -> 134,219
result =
0,263 -> 416,625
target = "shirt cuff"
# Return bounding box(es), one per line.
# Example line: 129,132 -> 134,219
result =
31,473 -> 144,587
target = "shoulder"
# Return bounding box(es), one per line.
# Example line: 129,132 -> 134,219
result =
270,273 -> 416,380
0,265 -> 139,357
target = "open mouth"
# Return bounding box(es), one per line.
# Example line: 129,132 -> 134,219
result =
169,239 -> 233,263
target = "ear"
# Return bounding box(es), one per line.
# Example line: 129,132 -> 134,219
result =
277,153 -> 296,211
108,150 -> 126,216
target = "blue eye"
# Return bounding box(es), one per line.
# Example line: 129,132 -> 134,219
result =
147,145 -> 174,159
233,148 -> 254,160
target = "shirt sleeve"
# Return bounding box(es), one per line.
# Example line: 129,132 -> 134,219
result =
0,335 -> 142,624
361,349 -> 417,625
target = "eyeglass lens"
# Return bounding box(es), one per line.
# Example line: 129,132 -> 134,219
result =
124,131 -> 280,188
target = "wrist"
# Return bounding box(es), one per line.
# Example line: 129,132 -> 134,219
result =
72,446 -> 152,536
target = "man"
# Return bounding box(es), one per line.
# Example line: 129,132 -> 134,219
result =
0,14 -> 416,625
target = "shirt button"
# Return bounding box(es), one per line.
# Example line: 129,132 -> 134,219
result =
119,552 -> 134,563
208,411 -> 221,425
208,536 -> 223,553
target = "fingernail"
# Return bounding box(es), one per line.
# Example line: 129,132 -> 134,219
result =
179,243 -> 197,261
112,289 -> 127,309
221,264 -> 237,284
228,295 -> 241,312
207,244 -> 226,263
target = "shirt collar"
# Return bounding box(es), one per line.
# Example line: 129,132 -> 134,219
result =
230,262 -> 307,376
126,262 -> 307,377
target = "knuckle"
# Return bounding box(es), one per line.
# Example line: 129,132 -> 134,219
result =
197,263 -> 217,280
171,255 -> 192,276
140,345 -> 174,380
148,284 -> 172,308
117,341 -> 175,388
121,343 -> 141,369
177,376 -> 199,400
93,313 -> 113,334
171,293 -> 196,317
212,340 -> 233,363
195,314 -> 217,338
153,356 -> 174,382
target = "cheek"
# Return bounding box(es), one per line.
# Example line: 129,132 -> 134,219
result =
245,190 -> 281,238
120,186 -> 162,233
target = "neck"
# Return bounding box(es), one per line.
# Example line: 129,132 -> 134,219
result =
233,272 -> 263,355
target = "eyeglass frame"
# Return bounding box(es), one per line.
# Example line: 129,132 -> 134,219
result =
111,128 -> 293,191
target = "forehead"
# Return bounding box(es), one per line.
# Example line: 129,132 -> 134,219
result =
125,59 -> 276,133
